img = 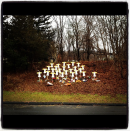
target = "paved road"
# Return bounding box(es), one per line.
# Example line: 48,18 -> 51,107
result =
3,104 -> 127,115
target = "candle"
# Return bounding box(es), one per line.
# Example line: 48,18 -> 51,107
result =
62,62 -> 66,66
71,62 -> 75,67
50,63 -> 54,68
77,62 -> 80,67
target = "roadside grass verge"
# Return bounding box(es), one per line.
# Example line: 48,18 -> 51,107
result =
3,91 -> 127,103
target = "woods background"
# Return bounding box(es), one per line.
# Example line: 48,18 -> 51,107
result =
3,15 -> 127,78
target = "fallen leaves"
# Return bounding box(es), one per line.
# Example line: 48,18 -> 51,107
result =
3,61 -> 127,97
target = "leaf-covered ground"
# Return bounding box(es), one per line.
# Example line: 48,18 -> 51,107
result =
3,61 -> 127,97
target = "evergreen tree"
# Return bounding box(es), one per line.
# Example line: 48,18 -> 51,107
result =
3,15 -> 55,72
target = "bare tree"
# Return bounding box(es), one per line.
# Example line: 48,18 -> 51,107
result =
82,15 -> 96,61
53,16 -> 66,62
95,15 -> 127,78
67,16 -> 83,61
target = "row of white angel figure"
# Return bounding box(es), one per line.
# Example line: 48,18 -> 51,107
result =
37,62 -> 97,80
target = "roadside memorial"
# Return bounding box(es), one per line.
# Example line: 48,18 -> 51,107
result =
37,61 -> 102,86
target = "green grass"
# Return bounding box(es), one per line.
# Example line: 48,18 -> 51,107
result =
3,91 -> 127,103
